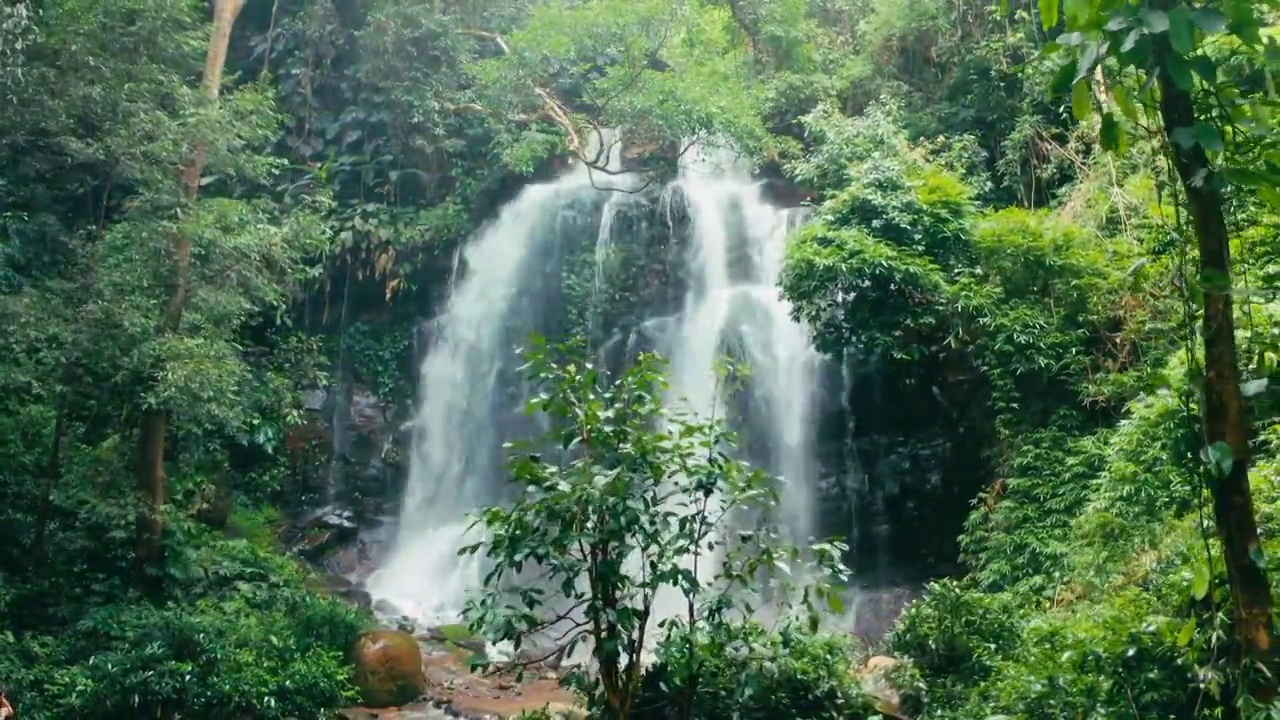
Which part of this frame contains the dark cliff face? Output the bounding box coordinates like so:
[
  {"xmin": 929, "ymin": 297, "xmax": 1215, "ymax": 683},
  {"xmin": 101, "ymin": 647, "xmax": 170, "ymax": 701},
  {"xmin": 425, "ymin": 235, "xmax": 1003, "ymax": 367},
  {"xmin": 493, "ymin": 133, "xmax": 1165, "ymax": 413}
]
[{"xmin": 813, "ymin": 353, "xmax": 991, "ymax": 586}]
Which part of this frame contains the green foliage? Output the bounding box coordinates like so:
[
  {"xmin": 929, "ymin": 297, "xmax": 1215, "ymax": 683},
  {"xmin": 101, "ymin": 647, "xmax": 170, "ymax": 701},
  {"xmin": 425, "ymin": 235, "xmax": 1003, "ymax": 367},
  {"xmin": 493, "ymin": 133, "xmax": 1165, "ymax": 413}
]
[
  {"xmin": 961, "ymin": 592, "xmax": 1201, "ymax": 720},
  {"xmin": 784, "ymin": 112, "xmax": 1163, "ymax": 442},
  {"xmin": 887, "ymin": 579, "xmax": 1024, "ymax": 707},
  {"xmin": 345, "ymin": 320, "xmax": 415, "ymax": 404},
  {"xmin": 634, "ymin": 619, "xmax": 878, "ymax": 720},
  {"xmin": 959, "ymin": 428, "xmax": 1108, "ymax": 596},
  {"xmin": 0, "ymin": 530, "xmax": 368, "ymax": 720},
  {"xmin": 783, "ymin": 224, "xmax": 950, "ymax": 359},
  {"xmin": 469, "ymin": 0, "xmax": 782, "ymax": 165},
  {"xmin": 0, "ymin": 3, "xmax": 367, "ymax": 718},
  {"xmin": 462, "ymin": 337, "xmax": 847, "ymax": 719},
  {"xmin": 1040, "ymin": 0, "xmax": 1279, "ymax": 184}
]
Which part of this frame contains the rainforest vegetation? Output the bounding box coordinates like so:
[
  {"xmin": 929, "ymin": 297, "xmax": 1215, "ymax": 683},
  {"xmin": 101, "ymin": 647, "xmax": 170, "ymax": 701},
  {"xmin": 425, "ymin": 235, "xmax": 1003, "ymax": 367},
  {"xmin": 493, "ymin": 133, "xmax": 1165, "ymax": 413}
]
[{"xmin": 4, "ymin": 0, "xmax": 1280, "ymax": 717}]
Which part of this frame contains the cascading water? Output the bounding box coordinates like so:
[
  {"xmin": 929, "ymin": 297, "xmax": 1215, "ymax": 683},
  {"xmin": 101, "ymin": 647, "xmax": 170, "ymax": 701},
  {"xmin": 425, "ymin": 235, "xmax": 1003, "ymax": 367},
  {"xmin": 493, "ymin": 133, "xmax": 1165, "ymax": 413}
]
[
  {"xmin": 370, "ymin": 138, "xmax": 830, "ymax": 633},
  {"xmin": 366, "ymin": 162, "xmax": 606, "ymax": 624},
  {"xmin": 649, "ymin": 146, "xmax": 823, "ymax": 622}
]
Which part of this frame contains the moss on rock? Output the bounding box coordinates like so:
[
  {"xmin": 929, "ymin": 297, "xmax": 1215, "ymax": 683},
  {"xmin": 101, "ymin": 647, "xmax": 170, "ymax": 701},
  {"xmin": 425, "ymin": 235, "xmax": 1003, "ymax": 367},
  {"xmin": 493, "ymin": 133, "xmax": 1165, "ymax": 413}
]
[{"xmin": 351, "ymin": 629, "xmax": 427, "ymax": 708}]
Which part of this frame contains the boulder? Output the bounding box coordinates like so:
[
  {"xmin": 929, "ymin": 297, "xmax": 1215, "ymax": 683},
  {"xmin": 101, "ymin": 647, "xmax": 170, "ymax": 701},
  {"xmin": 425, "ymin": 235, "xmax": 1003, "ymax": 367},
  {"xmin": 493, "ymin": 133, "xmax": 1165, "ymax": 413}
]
[
  {"xmin": 352, "ymin": 629, "xmax": 428, "ymax": 708},
  {"xmin": 417, "ymin": 624, "xmax": 487, "ymax": 655},
  {"xmin": 289, "ymin": 505, "xmax": 359, "ymax": 560},
  {"xmin": 308, "ymin": 573, "xmax": 372, "ymax": 612},
  {"xmin": 856, "ymin": 655, "xmax": 914, "ymax": 720},
  {"xmin": 851, "ymin": 586, "xmax": 920, "ymax": 643}
]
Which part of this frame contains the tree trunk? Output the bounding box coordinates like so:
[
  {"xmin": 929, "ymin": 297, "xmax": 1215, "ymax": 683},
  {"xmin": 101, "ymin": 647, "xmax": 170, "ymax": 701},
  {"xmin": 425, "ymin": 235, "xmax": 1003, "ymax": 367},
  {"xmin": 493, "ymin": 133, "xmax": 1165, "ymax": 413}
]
[
  {"xmin": 1154, "ymin": 33, "xmax": 1275, "ymax": 692},
  {"xmin": 133, "ymin": 0, "xmax": 248, "ymax": 596}
]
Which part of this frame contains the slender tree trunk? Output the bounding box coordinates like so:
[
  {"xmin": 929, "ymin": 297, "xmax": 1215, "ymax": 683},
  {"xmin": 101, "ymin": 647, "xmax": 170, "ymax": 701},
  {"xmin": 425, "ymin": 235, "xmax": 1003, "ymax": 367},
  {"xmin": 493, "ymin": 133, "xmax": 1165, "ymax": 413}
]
[
  {"xmin": 133, "ymin": 0, "xmax": 247, "ymax": 595},
  {"xmin": 1154, "ymin": 31, "xmax": 1275, "ymax": 693}
]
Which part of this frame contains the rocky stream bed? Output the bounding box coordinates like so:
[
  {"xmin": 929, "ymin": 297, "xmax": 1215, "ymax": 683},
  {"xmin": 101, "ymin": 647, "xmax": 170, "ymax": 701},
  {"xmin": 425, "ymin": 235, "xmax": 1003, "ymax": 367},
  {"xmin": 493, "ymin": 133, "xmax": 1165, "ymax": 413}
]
[{"xmin": 288, "ymin": 507, "xmax": 919, "ymax": 719}]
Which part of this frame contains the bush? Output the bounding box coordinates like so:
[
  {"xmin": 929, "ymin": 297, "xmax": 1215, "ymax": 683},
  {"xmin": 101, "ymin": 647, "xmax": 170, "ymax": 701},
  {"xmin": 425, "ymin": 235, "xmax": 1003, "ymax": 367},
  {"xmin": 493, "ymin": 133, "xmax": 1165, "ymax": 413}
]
[
  {"xmin": 633, "ymin": 619, "xmax": 878, "ymax": 720},
  {"xmin": 886, "ymin": 579, "xmax": 1023, "ymax": 708},
  {"xmin": 962, "ymin": 592, "xmax": 1200, "ymax": 720},
  {"xmin": 0, "ymin": 533, "xmax": 369, "ymax": 720},
  {"xmin": 463, "ymin": 338, "xmax": 848, "ymax": 720}
]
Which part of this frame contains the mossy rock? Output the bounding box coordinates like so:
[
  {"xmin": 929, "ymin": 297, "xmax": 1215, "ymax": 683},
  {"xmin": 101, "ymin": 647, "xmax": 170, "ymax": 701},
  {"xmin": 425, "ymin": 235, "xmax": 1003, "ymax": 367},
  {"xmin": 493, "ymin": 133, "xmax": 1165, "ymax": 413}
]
[
  {"xmin": 351, "ymin": 629, "xmax": 427, "ymax": 707},
  {"xmin": 433, "ymin": 623, "xmax": 475, "ymax": 643}
]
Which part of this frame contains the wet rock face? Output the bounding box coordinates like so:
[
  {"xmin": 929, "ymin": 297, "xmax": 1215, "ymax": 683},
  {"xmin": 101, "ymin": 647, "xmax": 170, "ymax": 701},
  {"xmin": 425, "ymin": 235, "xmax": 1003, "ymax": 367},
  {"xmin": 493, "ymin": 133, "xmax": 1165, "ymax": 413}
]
[
  {"xmin": 319, "ymin": 515, "xmax": 394, "ymax": 582},
  {"xmin": 288, "ymin": 505, "xmax": 359, "ymax": 560},
  {"xmin": 812, "ymin": 354, "xmax": 990, "ymax": 586},
  {"xmin": 307, "ymin": 573, "xmax": 373, "ymax": 612},
  {"xmin": 285, "ymin": 379, "xmax": 406, "ymax": 510},
  {"xmin": 850, "ymin": 586, "xmax": 920, "ymax": 644},
  {"xmin": 352, "ymin": 629, "xmax": 428, "ymax": 708}
]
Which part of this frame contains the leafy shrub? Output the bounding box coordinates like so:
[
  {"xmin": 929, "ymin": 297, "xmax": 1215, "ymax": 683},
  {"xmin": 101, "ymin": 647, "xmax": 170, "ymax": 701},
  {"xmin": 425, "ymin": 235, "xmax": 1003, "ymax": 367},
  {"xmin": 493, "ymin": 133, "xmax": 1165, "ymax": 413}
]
[
  {"xmin": 0, "ymin": 532, "xmax": 369, "ymax": 720},
  {"xmin": 1067, "ymin": 390, "xmax": 1199, "ymax": 591},
  {"xmin": 820, "ymin": 163, "xmax": 974, "ymax": 269},
  {"xmin": 633, "ymin": 619, "xmax": 877, "ymax": 720},
  {"xmin": 782, "ymin": 224, "xmax": 951, "ymax": 358},
  {"xmin": 886, "ymin": 579, "xmax": 1023, "ymax": 707},
  {"xmin": 961, "ymin": 592, "xmax": 1201, "ymax": 720},
  {"xmin": 463, "ymin": 338, "xmax": 848, "ymax": 720},
  {"xmin": 960, "ymin": 428, "xmax": 1107, "ymax": 596}
]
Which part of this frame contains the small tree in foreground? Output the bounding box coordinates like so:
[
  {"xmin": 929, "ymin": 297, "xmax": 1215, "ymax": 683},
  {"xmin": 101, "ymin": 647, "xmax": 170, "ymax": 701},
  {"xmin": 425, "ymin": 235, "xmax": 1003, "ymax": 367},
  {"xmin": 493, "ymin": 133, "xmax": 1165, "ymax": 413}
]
[{"xmin": 460, "ymin": 337, "xmax": 848, "ymax": 720}]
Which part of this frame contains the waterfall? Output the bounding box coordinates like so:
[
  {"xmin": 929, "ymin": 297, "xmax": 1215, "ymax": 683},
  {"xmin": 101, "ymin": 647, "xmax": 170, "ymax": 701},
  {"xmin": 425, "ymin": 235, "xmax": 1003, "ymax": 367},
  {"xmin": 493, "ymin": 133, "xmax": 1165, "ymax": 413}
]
[
  {"xmin": 366, "ymin": 163, "xmax": 603, "ymax": 624},
  {"xmin": 653, "ymin": 146, "xmax": 822, "ymax": 620},
  {"xmin": 370, "ymin": 139, "xmax": 827, "ymax": 632},
  {"xmin": 670, "ymin": 145, "xmax": 819, "ymax": 542}
]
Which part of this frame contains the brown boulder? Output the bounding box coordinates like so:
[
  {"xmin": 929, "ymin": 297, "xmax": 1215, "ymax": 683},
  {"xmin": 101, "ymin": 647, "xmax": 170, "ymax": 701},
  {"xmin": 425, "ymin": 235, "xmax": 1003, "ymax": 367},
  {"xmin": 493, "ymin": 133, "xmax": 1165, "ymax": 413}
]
[
  {"xmin": 352, "ymin": 629, "xmax": 427, "ymax": 708},
  {"xmin": 857, "ymin": 655, "xmax": 910, "ymax": 720}
]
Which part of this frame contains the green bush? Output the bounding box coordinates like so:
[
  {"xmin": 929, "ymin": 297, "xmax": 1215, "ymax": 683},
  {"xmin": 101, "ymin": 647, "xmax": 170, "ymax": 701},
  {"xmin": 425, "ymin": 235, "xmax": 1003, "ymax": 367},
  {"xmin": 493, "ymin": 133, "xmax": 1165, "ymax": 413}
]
[
  {"xmin": 886, "ymin": 579, "xmax": 1023, "ymax": 708},
  {"xmin": 782, "ymin": 223, "xmax": 952, "ymax": 358},
  {"xmin": 0, "ymin": 533, "xmax": 369, "ymax": 720},
  {"xmin": 632, "ymin": 619, "xmax": 878, "ymax": 720},
  {"xmin": 961, "ymin": 592, "xmax": 1200, "ymax": 720}
]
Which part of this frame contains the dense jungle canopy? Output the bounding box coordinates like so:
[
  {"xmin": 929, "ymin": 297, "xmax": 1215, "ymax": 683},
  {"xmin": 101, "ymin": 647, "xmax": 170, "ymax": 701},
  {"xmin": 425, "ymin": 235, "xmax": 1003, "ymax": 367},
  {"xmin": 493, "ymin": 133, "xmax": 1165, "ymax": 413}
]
[{"xmin": 6, "ymin": 0, "xmax": 1280, "ymax": 718}]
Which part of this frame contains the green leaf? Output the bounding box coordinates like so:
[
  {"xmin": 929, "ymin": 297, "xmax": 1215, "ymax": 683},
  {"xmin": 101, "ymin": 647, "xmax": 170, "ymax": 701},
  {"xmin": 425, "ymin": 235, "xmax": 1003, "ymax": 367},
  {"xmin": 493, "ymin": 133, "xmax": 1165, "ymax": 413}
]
[
  {"xmin": 826, "ymin": 591, "xmax": 845, "ymax": 615},
  {"xmin": 1191, "ymin": 563, "xmax": 1210, "ymax": 601},
  {"xmin": 1190, "ymin": 56, "xmax": 1218, "ymax": 85},
  {"xmin": 1112, "ymin": 85, "xmax": 1139, "ymax": 122},
  {"xmin": 1075, "ymin": 41, "xmax": 1104, "ymax": 82},
  {"xmin": 1141, "ymin": 9, "xmax": 1169, "ymax": 34},
  {"xmin": 1166, "ymin": 54, "xmax": 1194, "ymax": 90},
  {"xmin": 1071, "ymin": 79, "xmax": 1093, "ymax": 120},
  {"xmin": 1221, "ymin": 166, "xmax": 1273, "ymax": 187},
  {"xmin": 1171, "ymin": 126, "xmax": 1196, "ymax": 149},
  {"xmin": 1229, "ymin": 17, "xmax": 1263, "ymax": 47},
  {"xmin": 1192, "ymin": 7, "xmax": 1229, "ymax": 34},
  {"xmin": 1051, "ymin": 59, "xmax": 1078, "ymax": 95},
  {"xmin": 1104, "ymin": 13, "xmax": 1131, "ymax": 32},
  {"xmin": 1167, "ymin": 4, "xmax": 1195, "ymax": 55},
  {"xmin": 1200, "ymin": 441, "xmax": 1234, "ymax": 478},
  {"xmin": 1039, "ymin": 0, "xmax": 1060, "ymax": 30},
  {"xmin": 1100, "ymin": 111, "xmax": 1124, "ymax": 152},
  {"xmin": 1120, "ymin": 27, "xmax": 1145, "ymax": 54},
  {"xmin": 1064, "ymin": 0, "xmax": 1090, "ymax": 28},
  {"xmin": 1176, "ymin": 617, "xmax": 1196, "ymax": 646},
  {"xmin": 1058, "ymin": 31, "xmax": 1086, "ymax": 46},
  {"xmin": 1241, "ymin": 378, "xmax": 1269, "ymax": 397},
  {"xmin": 1193, "ymin": 122, "xmax": 1224, "ymax": 153}
]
